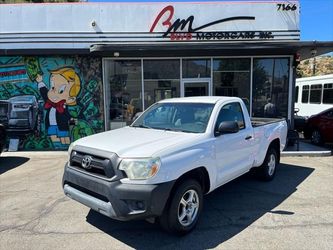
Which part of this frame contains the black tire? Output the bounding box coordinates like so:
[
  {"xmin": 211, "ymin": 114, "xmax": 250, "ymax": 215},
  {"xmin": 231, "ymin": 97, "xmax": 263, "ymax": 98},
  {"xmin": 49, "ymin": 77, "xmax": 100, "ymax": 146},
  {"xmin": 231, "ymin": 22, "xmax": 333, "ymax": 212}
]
[
  {"xmin": 159, "ymin": 179, "xmax": 203, "ymax": 235},
  {"xmin": 256, "ymin": 147, "xmax": 278, "ymax": 181},
  {"xmin": 311, "ymin": 129, "xmax": 323, "ymax": 145}
]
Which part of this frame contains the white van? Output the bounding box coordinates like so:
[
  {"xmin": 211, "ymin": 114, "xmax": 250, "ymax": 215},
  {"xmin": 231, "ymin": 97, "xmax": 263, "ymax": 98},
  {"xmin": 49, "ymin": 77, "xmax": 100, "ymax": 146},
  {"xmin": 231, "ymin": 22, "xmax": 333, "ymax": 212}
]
[{"xmin": 295, "ymin": 74, "xmax": 333, "ymax": 117}]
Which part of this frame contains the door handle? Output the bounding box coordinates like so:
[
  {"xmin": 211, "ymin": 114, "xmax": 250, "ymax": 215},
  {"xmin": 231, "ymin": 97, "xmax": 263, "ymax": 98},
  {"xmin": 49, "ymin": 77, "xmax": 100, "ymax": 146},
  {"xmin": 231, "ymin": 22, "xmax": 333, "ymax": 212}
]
[{"xmin": 245, "ymin": 135, "xmax": 252, "ymax": 140}]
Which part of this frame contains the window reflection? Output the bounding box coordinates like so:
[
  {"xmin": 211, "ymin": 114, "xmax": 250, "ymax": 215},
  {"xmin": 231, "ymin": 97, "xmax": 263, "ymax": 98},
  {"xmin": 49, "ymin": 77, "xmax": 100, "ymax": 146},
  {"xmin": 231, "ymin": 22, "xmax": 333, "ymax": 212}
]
[
  {"xmin": 213, "ymin": 58, "xmax": 251, "ymax": 111},
  {"xmin": 252, "ymin": 58, "xmax": 289, "ymax": 118},
  {"xmin": 182, "ymin": 59, "xmax": 211, "ymax": 78},
  {"xmin": 107, "ymin": 60, "xmax": 142, "ymax": 129},
  {"xmin": 144, "ymin": 60, "xmax": 180, "ymax": 108}
]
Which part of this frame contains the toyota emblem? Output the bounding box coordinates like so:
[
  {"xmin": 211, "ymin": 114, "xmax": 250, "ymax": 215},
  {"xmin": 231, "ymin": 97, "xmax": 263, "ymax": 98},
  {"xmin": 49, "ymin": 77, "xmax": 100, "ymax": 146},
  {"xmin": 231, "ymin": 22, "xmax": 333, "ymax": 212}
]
[{"xmin": 81, "ymin": 155, "xmax": 92, "ymax": 169}]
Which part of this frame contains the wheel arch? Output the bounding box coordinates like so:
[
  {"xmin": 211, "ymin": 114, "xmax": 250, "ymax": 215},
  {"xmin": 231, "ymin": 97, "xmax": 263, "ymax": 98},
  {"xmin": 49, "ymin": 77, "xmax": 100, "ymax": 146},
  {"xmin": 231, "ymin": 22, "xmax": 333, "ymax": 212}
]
[
  {"xmin": 170, "ymin": 166, "xmax": 211, "ymax": 196},
  {"xmin": 269, "ymin": 138, "xmax": 280, "ymax": 163}
]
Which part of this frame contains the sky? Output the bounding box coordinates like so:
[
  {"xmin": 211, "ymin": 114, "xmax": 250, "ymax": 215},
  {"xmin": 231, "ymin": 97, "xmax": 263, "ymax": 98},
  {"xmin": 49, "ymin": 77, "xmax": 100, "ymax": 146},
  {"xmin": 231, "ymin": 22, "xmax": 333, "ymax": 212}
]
[{"xmin": 88, "ymin": 0, "xmax": 333, "ymax": 41}]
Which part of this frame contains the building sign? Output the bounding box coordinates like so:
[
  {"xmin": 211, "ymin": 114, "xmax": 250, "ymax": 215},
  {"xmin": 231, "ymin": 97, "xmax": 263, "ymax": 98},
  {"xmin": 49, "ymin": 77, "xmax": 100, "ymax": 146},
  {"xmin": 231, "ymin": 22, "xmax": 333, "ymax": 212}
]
[
  {"xmin": 0, "ymin": 1, "xmax": 299, "ymax": 50},
  {"xmin": 149, "ymin": 5, "xmax": 276, "ymax": 41}
]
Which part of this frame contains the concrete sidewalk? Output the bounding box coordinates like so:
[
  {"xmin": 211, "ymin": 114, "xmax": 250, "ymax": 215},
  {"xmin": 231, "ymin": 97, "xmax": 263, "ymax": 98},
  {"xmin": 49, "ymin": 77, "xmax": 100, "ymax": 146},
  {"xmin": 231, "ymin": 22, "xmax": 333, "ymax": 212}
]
[
  {"xmin": 282, "ymin": 141, "xmax": 332, "ymax": 157},
  {"xmin": 2, "ymin": 140, "xmax": 332, "ymax": 158}
]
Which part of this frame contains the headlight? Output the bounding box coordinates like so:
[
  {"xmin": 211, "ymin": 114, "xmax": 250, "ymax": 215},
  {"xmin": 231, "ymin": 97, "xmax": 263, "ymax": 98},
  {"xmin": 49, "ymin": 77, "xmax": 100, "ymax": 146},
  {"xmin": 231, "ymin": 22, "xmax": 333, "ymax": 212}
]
[
  {"xmin": 67, "ymin": 143, "xmax": 74, "ymax": 162},
  {"xmin": 118, "ymin": 157, "xmax": 161, "ymax": 180}
]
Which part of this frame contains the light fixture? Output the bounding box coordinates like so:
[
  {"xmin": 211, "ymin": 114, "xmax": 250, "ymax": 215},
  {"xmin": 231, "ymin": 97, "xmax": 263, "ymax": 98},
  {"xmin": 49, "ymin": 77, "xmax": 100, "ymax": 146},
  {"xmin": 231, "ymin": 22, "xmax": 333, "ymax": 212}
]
[{"xmin": 114, "ymin": 52, "xmax": 120, "ymax": 57}]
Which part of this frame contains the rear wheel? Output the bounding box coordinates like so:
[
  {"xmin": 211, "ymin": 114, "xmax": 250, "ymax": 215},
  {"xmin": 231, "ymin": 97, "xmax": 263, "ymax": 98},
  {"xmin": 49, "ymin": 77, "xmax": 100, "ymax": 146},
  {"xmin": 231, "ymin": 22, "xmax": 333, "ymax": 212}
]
[
  {"xmin": 159, "ymin": 179, "xmax": 203, "ymax": 235},
  {"xmin": 311, "ymin": 129, "xmax": 323, "ymax": 145},
  {"xmin": 257, "ymin": 147, "xmax": 278, "ymax": 181}
]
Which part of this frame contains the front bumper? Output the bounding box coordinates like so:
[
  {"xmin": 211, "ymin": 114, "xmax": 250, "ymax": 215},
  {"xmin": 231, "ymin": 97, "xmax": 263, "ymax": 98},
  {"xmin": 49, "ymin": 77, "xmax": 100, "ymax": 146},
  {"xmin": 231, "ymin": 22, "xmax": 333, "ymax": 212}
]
[{"xmin": 63, "ymin": 163, "xmax": 175, "ymax": 221}]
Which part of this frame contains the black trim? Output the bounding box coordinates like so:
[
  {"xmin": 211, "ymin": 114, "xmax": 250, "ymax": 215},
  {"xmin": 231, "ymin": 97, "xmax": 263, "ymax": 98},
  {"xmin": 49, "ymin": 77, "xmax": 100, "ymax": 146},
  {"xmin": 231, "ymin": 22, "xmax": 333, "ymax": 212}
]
[
  {"xmin": 1, "ymin": 41, "xmax": 332, "ymax": 59},
  {"xmin": 62, "ymin": 163, "xmax": 175, "ymax": 221},
  {"xmin": 89, "ymin": 41, "xmax": 333, "ymax": 59}
]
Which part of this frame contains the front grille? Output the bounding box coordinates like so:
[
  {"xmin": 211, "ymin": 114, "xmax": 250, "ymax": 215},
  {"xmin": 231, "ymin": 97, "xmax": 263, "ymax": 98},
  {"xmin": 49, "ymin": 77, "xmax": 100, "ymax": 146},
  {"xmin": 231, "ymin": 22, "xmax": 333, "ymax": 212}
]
[
  {"xmin": 65, "ymin": 182, "xmax": 109, "ymax": 202},
  {"xmin": 70, "ymin": 151, "xmax": 115, "ymax": 179},
  {"xmin": 10, "ymin": 110, "xmax": 31, "ymax": 119}
]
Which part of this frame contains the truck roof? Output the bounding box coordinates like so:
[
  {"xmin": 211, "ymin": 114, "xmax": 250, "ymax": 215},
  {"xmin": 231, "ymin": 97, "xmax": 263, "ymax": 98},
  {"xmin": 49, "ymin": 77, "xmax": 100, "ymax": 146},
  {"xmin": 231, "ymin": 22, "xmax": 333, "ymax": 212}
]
[{"xmin": 158, "ymin": 96, "xmax": 242, "ymax": 104}]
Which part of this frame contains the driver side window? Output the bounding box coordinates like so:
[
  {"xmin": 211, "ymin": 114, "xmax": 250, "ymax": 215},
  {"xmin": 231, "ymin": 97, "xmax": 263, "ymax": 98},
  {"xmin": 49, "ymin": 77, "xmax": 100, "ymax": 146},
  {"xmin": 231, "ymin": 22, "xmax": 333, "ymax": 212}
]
[{"xmin": 215, "ymin": 102, "xmax": 245, "ymax": 131}]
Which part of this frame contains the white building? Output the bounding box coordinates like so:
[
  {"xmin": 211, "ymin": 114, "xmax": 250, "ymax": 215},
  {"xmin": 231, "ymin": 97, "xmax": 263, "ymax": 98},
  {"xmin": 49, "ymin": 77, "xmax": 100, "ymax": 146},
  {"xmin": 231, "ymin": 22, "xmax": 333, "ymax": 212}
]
[{"xmin": 0, "ymin": 1, "xmax": 332, "ymax": 150}]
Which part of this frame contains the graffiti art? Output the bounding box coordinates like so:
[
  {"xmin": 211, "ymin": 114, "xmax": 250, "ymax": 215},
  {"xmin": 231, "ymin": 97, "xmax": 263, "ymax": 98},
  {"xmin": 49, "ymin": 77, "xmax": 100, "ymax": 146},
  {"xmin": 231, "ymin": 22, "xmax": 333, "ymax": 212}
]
[{"xmin": 0, "ymin": 56, "xmax": 104, "ymax": 150}]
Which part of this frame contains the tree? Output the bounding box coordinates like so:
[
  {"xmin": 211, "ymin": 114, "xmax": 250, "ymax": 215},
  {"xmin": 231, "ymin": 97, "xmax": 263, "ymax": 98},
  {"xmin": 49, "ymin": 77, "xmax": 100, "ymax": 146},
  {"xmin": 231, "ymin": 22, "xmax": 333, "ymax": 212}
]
[{"xmin": 297, "ymin": 55, "xmax": 333, "ymax": 78}]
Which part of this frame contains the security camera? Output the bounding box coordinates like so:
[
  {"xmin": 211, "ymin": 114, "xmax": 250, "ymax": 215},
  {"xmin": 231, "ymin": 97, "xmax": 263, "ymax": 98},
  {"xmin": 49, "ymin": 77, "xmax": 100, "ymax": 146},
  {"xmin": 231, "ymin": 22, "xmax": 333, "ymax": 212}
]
[{"xmin": 91, "ymin": 21, "xmax": 97, "ymax": 27}]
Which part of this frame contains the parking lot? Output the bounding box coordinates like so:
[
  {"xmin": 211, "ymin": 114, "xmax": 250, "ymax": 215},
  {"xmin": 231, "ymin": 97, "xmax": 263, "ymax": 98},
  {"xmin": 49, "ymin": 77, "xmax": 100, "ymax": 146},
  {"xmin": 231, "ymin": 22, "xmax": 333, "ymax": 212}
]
[{"xmin": 0, "ymin": 152, "xmax": 332, "ymax": 250}]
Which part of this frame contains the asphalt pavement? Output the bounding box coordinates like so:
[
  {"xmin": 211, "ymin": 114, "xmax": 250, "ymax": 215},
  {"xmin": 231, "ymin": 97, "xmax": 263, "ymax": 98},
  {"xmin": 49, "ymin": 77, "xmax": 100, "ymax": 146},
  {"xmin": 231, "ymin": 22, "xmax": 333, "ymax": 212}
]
[{"xmin": 0, "ymin": 152, "xmax": 332, "ymax": 250}]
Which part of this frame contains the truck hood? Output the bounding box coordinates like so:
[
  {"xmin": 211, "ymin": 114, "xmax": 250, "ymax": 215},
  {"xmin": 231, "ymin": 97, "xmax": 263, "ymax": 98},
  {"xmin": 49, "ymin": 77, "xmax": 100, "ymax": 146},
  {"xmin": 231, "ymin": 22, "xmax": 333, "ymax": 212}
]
[{"xmin": 73, "ymin": 126, "xmax": 202, "ymax": 158}]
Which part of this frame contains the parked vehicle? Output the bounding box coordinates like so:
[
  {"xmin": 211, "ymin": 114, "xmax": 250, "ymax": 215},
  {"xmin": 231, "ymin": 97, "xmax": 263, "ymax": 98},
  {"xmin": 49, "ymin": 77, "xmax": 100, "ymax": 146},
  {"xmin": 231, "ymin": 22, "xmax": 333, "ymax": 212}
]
[
  {"xmin": 304, "ymin": 108, "xmax": 333, "ymax": 145},
  {"xmin": 0, "ymin": 123, "xmax": 6, "ymax": 155},
  {"xmin": 295, "ymin": 74, "xmax": 333, "ymax": 117},
  {"xmin": 294, "ymin": 108, "xmax": 308, "ymax": 132},
  {"xmin": 63, "ymin": 97, "xmax": 287, "ymax": 235},
  {"xmin": 1, "ymin": 95, "xmax": 39, "ymax": 132}
]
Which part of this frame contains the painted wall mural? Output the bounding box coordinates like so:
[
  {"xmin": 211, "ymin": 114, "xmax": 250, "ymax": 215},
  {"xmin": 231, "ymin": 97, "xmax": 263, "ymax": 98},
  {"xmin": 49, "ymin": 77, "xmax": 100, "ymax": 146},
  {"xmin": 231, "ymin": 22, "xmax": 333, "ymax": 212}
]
[{"xmin": 0, "ymin": 56, "xmax": 104, "ymax": 150}]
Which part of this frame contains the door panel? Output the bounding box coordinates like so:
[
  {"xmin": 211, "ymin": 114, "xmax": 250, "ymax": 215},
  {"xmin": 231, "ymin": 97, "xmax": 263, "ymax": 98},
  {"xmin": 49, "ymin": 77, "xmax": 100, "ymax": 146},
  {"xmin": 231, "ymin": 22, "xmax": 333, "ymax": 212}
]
[
  {"xmin": 215, "ymin": 128, "xmax": 254, "ymax": 185},
  {"xmin": 214, "ymin": 102, "xmax": 254, "ymax": 185}
]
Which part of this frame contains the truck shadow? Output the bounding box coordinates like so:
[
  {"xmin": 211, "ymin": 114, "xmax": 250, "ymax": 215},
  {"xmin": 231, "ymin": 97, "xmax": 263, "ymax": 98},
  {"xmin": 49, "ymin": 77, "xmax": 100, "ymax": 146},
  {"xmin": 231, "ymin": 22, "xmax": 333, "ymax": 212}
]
[
  {"xmin": 0, "ymin": 156, "xmax": 30, "ymax": 175},
  {"xmin": 86, "ymin": 163, "xmax": 314, "ymax": 249}
]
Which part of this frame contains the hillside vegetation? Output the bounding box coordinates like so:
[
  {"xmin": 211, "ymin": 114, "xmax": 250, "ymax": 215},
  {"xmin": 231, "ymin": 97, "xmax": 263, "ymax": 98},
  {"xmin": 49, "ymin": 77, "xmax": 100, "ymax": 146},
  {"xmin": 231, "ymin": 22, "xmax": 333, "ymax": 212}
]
[{"xmin": 297, "ymin": 55, "xmax": 333, "ymax": 78}]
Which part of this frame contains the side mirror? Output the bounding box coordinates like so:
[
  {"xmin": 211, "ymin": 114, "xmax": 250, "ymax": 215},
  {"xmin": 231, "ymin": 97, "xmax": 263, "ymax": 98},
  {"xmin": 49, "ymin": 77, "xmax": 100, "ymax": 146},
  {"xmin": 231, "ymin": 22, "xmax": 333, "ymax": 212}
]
[
  {"xmin": 216, "ymin": 121, "xmax": 239, "ymax": 136},
  {"xmin": 294, "ymin": 108, "xmax": 300, "ymax": 114}
]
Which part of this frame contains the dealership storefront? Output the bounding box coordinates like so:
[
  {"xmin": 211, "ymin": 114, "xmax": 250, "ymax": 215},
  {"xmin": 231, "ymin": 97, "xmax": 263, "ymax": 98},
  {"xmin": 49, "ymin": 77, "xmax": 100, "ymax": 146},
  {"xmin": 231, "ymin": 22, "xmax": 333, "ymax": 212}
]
[
  {"xmin": 103, "ymin": 56, "xmax": 291, "ymax": 130},
  {"xmin": 1, "ymin": 1, "xmax": 332, "ymax": 150}
]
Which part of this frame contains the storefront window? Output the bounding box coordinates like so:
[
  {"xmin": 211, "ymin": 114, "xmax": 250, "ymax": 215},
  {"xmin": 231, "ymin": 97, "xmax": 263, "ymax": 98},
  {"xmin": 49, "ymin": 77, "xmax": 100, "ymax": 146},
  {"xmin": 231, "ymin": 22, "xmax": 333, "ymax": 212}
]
[
  {"xmin": 143, "ymin": 60, "xmax": 180, "ymax": 108},
  {"xmin": 182, "ymin": 59, "xmax": 211, "ymax": 78},
  {"xmin": 106, "ymin": 60, "xmax": 142, "ymax": 129},
  {"xmin": 213, "ymin": 58, "xmax": 251, "ymax": 111},
  {"xmin": 252, "ymin": 58, "xmax": 290, "ymax": 118}
]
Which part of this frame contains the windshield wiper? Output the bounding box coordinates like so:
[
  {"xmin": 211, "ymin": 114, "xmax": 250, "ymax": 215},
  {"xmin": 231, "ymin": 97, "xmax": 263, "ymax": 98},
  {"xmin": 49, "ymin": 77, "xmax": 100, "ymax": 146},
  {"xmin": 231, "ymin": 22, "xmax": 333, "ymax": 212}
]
[
  {"xmin": 163, "ymin": 128, "xmax": 195, "ymax": 133},
  {"xmin": 131, "ymin": 124, "xmax": 152, "ymax": 129}
]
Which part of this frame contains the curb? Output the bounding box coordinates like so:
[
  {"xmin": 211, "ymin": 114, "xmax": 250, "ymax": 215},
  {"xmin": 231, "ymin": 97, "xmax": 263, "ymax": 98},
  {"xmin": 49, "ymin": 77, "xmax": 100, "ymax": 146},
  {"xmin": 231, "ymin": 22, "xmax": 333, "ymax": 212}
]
[
  {"xmin": 281, "ymin": 151, "xmax": 332, "ymax": 157},
  {"xmin": 1, "ymin": 151, "xmax": 68, "ymax": 157}
]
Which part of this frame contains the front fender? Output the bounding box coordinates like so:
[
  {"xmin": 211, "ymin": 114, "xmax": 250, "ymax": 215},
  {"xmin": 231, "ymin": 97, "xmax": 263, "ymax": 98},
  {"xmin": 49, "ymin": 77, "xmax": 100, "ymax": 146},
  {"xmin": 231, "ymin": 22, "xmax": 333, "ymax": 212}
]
[{"xmin": 120, "ymin": 141, "xmax": 216, "ymax": 188}]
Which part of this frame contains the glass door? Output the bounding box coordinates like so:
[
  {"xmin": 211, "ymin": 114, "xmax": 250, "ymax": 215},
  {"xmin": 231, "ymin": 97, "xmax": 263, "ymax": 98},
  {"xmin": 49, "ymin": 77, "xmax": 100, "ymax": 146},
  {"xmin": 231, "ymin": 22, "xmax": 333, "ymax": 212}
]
[{"xmin": 182, "ymin": 79, "xmax": 211, "ymax": 97}]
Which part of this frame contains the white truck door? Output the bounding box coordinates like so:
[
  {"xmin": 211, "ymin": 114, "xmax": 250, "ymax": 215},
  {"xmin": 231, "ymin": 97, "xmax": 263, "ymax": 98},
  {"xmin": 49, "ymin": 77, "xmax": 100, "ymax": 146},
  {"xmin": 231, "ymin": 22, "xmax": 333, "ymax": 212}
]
[{"xmin": 214, "ymin": 102, "xmax": 254, "ymax": 185}]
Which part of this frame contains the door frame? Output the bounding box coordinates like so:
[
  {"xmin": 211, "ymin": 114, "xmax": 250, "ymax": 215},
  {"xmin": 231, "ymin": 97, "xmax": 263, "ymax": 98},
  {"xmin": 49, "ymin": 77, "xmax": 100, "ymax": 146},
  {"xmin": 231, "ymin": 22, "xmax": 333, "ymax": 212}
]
[{"xmin": 181, "ymin": 78, "xmax": 212, "ymax": 97}]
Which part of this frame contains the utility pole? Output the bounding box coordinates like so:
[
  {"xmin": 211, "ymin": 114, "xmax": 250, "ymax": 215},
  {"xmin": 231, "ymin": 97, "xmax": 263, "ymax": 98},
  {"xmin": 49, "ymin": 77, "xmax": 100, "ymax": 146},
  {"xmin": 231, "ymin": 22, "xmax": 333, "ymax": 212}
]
[
  {"xmin": 311, "ymin": 49, "xmax": 317, "ymax": 76},
  {"xmin": 312, "ymin": 57, "xmax": 316, "ymax": 76}
]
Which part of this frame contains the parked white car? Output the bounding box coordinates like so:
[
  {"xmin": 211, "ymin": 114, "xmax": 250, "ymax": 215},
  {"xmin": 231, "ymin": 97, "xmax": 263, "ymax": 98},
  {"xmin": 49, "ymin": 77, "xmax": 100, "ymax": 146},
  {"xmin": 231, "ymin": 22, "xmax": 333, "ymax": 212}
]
[{"xmin": 63, "ymin": 96, "xmax": 287, "ymax": 235}]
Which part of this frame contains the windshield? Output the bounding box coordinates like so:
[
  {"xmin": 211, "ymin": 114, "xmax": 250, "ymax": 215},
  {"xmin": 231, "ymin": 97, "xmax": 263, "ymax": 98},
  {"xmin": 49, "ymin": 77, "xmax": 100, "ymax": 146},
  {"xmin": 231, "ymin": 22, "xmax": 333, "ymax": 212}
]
[{"xmin": 131, "ymin": 102, "xmax": 214, "ymax": 133}]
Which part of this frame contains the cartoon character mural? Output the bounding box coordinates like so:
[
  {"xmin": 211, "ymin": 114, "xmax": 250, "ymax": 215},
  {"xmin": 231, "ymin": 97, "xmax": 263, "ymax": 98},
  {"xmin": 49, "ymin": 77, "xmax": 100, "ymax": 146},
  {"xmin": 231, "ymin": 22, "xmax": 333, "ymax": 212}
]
[
  {"xmin": 36, "ymin": 68, "xmax": 81, "ymax": 146},
  {"xmin": 0, "ymin": 56, "xmax": 104, "ymax": 150}
]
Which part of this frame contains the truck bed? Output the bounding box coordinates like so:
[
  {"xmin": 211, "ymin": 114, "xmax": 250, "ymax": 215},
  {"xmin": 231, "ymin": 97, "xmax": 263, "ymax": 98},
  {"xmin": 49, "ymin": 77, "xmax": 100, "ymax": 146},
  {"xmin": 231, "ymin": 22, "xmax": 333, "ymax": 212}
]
[{"xmin": 251, "ymin": 117, "xmax": 286, "ymax": 127}]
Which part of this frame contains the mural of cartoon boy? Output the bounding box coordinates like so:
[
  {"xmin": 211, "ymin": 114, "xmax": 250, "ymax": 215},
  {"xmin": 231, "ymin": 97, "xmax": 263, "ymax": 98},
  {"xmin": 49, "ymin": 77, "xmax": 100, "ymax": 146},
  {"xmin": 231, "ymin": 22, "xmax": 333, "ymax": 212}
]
[{"xmin": 36, "ymin": 67, "xmax": 81, "ymax": 146}]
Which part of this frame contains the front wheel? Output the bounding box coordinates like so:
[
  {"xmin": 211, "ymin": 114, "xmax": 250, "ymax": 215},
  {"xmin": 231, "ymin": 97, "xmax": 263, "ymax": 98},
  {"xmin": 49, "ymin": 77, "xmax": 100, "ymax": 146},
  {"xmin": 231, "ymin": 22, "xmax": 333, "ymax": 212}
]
[
  {"xmin": 159, "ymin": 179, "xmax": 203, "ymax": 235},
  {"xmin": 257, "ymin": 147, "xmax": 278, "ymax": 181}
]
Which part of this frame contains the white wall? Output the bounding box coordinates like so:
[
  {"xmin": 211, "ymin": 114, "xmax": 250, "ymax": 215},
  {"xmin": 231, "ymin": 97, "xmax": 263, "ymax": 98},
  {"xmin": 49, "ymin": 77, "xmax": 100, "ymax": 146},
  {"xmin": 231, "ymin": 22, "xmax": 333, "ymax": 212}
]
[{"xmin": 0, "ymin": 1, "xmax": 300, "ymax": 50}]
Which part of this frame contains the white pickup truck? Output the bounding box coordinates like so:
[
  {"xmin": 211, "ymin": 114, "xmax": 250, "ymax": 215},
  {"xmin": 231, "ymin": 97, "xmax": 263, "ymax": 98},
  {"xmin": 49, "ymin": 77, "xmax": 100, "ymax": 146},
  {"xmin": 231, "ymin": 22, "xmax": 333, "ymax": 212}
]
[{"xmin": 63, "ymin": 96, "xmax": 287, "ymax": 235}]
